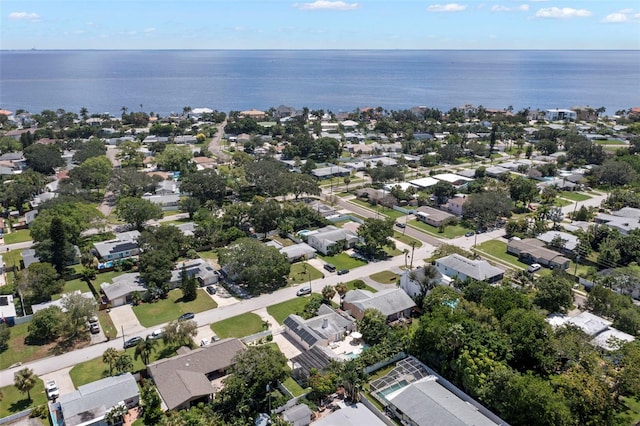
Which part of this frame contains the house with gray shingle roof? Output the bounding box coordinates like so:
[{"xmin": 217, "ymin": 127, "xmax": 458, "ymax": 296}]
[
  {"xmin": 92, "ymin": 231, "xmax": 140, "ymax": 261},
  {"xmin": 342, "ymin": 288, "xmax": 416, "ymax": 321},
  {"xmin": 284, "ymin": 305, "xmax": 355, "ymax": 350},
  {"xmin": 307, "ymin": 225, "xmax": 359, "ymax": 255},
  {"xmin": 435, "ymin": 254, "xmax": 504, "ymax": 284}
]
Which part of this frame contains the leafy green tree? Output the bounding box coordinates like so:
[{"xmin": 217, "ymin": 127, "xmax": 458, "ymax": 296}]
[
  {"xmin": 73, "ymin": 138, "xmax": 106, "ymax": 163},
  {"xmin": 613, "ymin": 308, "xmax": 640, "ymax": 336},
  {"xmin": 141, "ymin": 382, "xmax": 164, "ymax": 425},
  {"xmin": 357, "ymin": 308, "xmax": 389, "ymax": 345},
  {"xmin": 69, "ymin": 156, "xmax": 112, "ymax": 193},
  {"xmin": 116, "ymin": 141, "xmax": 144, "ymax": 168},
  {"xmin": 109, "ymin": 168, "xmax": 162, "ymax": 198},
  {"xmin": 179, "ymin": 264, "xmax": 198, "ymax": 302},
  {"xmin": 30, "ymin": 201, "xmax": 104, "ymax": 245},
  {"xmin": 592, "ymin": 159, "xmax": 637, "ymax": 186},
  {"xmin": 102, "ymin": 347, "xmax": 120, "ymax": 376},
  {"xmin": 301, "ymin": 294, "xmax": 325, "ymax": 319},
  {"xmin": 138, "ymin": 250, "xmax": 173, "ymax": 297},
  {"xmin": 115, "ymin": 197, "xmax": 163, "ymax": 230},
  {"xmin": 612, "ymin": 341, "xmax": 640, "ymax": 399},
  {"xmin": 17, "ymin": 262, "xmax": 64, "ymax": 305},
  {"xmin": 138, "ymin": 225, "xmax": 188, "ymax": 261},
  {"xmin": 321, "ymin": 285, "xmax": 336, "ymax": 302},
  {"xmin": 249, "ymin": 199, "xmax": 281, "ymax": 234},
  {"xmin": 114, "ymin": 353, "xmax": 134, "ymax": 374},
  {"xmin": 156, "ymin": 145, "xmax": 193, "ymax": 172},
  {"xmin": 24, "ymin": 143, "xmax": 65, "ymax": 174},
  {"xmin": 431, "ymin": 180, "xmax": 456, "ymax": 204},
  {"xmin": 218, "ymin": 238, "xmax": 290, "ymax": 294},
  {"xmin": 134, "ymin": 337, "xmax": 157, "ymax": 365},
  {"xmin": 26, "ymin": 306, "xmax": 63, "ymax": 344},
  {"xmin": 509, "ymin": 176, "xmax": 539, "ymax": 206},
  {"xmin": 162, "ymin": 320, "xmax": 197, "ymax": 347},
  {"xmin": 179, "ymin": 197, "xmax": 200, "ymax": 219},
  {"xmin": 60, "ymin": 292, "xmax": 97, "ymax": 341},
  {"xmin": 463, "ymin": 190, "xmax": 512, "ymax": 229},
  {"xmin": 179, "ymin": 169, "xmax": 226, "ymax": 205},
  {"xmin": 0, "ymin": 323, "xmax": 10, "ymax": 352},
  {"xmin": 357, "ymin": 217, "xmax": 395, "ymax": 258},
  {"xmin": 335, "ymin": 282, "xmax": 348, "ymax": 298},
  {"xmin": 14, "ymin": 368, "xmax": 38, "ymax": 401},
  {"xmin": 501, "ymin": 308, "xmax": 554, "ymax": 373},
  {"xmin": 537, "ymin": 139, "xmax": 558, "ymax": 155},
  {"xmin": 533, "ymin": 274, "xmax": 574, "ymax": 314},
  {"xmin": 308, "ymin": 368, "xmax": 339, "ymax": 403},
  {"xmin": 43, "ymin": 216, "xmax": 71, "ymax": 275},
  {"xmin": 289, "ymin": 173, "xmax": 321, "ymax": 200}
]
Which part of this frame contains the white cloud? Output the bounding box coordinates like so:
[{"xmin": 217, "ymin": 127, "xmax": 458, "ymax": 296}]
[
  {"xmin": 491, "ymin": 4, "xmax": 529, "ymax": 12},
  {"xmin": 535, "ymin": 7, "xmax": 592, "ymax": 19},
  {"xmin": 293, "ymin": 1, "xmax": 359, "ymax": 10},
  {"xmin": 602, "ymin": 9, "xmax": 639, "ymax": 23},
  {"xmin": 427, "ymin": 3, "xmax": 467, "ymax": 12},
  {"xmin": 8, "ymin": 11, "xmax": 41, "ymax": 21},
  {"xmin": 143, "ymin": 27, "xmax": 156, "ymax": 33}
]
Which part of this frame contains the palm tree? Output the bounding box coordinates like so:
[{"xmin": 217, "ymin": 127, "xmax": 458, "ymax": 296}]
[
  {"xmin": 80, "ymin": 107, "xmax": 89, "ymax": 121},
  {"xmin": 343, "ymin": 176, "xmax": 351, "ymax": 192},
  {"xmin": 103, "ymin": 347, "xmax": 120, "ymax": 376},
  {"xmin": 322, "ymin": 285, "xmax": 336, "ymax": 302},
  {"xmin": 134, "ymin": 337, "xmax": 157, "ymax": 365},
  {"xmin": 105, "ymin": 402, "xmax": 128, "ymax": 425},
  {"xmin": 114, "ymin": 353, "xmax": 134, "ymax": 374},
  {"xmin": 335, "ymin": 282, "xmax": 348, "ymax": 299},
  {"xmin": 14, "ymin": 368, "xmax": 37, "ymax": 401}
]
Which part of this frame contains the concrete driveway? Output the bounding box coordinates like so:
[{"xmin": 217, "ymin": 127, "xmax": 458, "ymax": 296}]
[
  {"xmin": 108, "ymin": 304, "xmax": 145, "ymax": 341},
  {"xmin": 40, "ymin": 366, "xmax": 76, "ymax": 396}
]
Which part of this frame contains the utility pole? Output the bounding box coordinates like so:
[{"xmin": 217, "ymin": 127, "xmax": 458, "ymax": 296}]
[
  {"xmin": 410, "ymin": 241, "xmax": 416, "ymax": 270},
  {"xmin": 122, "ymin": 325, "xmax": 125, "ymax": 346}
]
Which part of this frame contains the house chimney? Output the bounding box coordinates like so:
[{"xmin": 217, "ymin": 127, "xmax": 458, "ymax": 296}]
[{"xmin": 322, "ymin": 318, "xmax": 328, "ymax": 329}]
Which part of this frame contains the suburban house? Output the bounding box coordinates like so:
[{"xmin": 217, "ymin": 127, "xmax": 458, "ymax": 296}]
[
  {"xmin": 507, "ymin": 238, "xmax": 570, "ymax": 270},
  {"xmin": 52, "ymin": 373, "xmax": 139, "ymax": 426},
  {"xmin": 545, "ymin": 108, "xmax": 577, "ymax": 121},
  {"xmin": 408, "ymin": 177, "xmax": 439, "ymax": 190},
  {"xmin": 21, "ymin": 248, "xmax": 40, "ymax": 268},
  {"xmin": 92, "ymin": 231, "xmax": 141, "ymax": 262},
  {"xmin": 342, "ymin": 288, "xmax": 416, "ymax": 321},
  {"xmin": 173, "ymin": 221, "xmax": 197, "ymax": 237},
  {"xmin": 0, "ymin": 295, "xmax": 17, "ymax": 325},
  {"xmin": 414, "ymin": 206, "xmax": 456, "ymax": 227},
  {"xmin": 141, "ymin": 193, "xmax": 181, "ymax": 211},
  {"xmin": 31, "ymin": 290, "xmax": 96, "ymax": 314},
  {"xmin": 279, "ymin": 243, "xmax": 317, "ymax": 262},
  {"xmin": 307, "ymin": 225, "xmax": 359, "ymax": 256},
  {"xmin": 169, "ymin": 258, "xmax": 218, "ymax": 288},
  {"xmin": 371, "ymin": 356, "xmax": 505, "ymax": 426},
  {"xmin": 435, "ymin": 254, "xmax": 505, "ymax": 284},
  {"xmin": 444, "ymin": 196, "xmax": 468, "ymax": 216},
  {"xmin": 400, "ymin": 267, "xmax": 450, "ymax": 299},
  {"xmin": 155, "ymin": 180, "xmax": 180, "ymax": 195},
  {"xmin": 596, "ymin": 207, "xmax": 640, "ymax": 236},
  {"xmin": 147, "ymin": 338, "xmax": 247, "ymax": 411},
  {"xmin": 284, "ymin": 305, "xmax": 356, "ymax": 350},
  {"xmin": 282, "ymin": 404, "xmax": 313, "ymax": 426},
  {"xmin": 547, "ymin": 312, "xmax": 635, "ymax": 351},
  {"xmin": 100, "ymin": 273, "xmax": 147, "ymax": 307},
  {"xmin": 432, "ymin": 173, "xmax": 474, "ymax": 188},
  {"xmin": 311, "ymin": 166, "xmax": 351, "ymax": 179},
  {"xmin": 537, "ymin": 230, "xmax": 579, "ymax": 255}
]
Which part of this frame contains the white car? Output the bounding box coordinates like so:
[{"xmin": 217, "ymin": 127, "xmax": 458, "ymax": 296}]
[
  {"xmin": 46, "ymin": 380, "xmax": 60, "ymax": 400},
  {"xmin": 149, "ymin": 328, "xmax": 164, "ymax": 340},
  {"xmin": 200, "ymin": 338, "xmax": 210, "ymax": 347},
  {"xmin": 527, "ymin": 263, "xmax": 542, "ymax": 273}
]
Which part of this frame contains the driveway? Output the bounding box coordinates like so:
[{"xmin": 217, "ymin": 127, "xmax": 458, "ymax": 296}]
[
  {"xmin": 40, "ymin": 366, "xmax": 76, "ymax": 396},
  {"xmin": 108, "ymin": 304, "xmax": 145, "ymax": 341}
]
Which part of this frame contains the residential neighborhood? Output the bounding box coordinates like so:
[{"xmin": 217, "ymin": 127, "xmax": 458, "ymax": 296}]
[{"xmin": 1, "ymin": 103, "xmax": 640, "ymax": 426}]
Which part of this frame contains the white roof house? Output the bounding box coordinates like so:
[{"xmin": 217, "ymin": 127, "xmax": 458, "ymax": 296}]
[
  {"xmin": 435, "ymin": 254, "xmax": 504, "ymax": 284},
  {"xmin": 408, "ymin": 177, "xmax": 439, "ymax": 189},
  {"xmin": 307, "ymin": 225, "xmax": 359, "ymax": 255},
  {"xmin": 547, "ymin": 311, "xmax": 635, "ymax": 351},
  {"xmin": 342, "ymin": 288, "xmax": 416, "ymax": 321}
]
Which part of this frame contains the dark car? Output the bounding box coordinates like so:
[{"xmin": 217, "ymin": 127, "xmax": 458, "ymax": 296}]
[
  {"xmin": 123, "ymin": 336, "xmax": 142, "ymax": 349},
  {"xmin": 179, "ymin": 312, "xmax": 195, "ymax": 321},
  {"xmin": 396, "ymin": 222, "xmax": 406, "ymax": 228},
  {"xmin": 296, "ymin": 287, "xmax": 312, "ymax": 296},
  {"xmin": 206, "ymin": 286, "xmax": 216, "ymax": 295},
  {"xmin": 337, "ymin": 269, "xmax": 349, "ymax": 275}
]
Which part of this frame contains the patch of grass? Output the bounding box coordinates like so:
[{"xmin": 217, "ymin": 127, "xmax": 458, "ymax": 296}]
[
  {"xmin": 3, "ymin": 229, "xmax": 31, "ymax": 244},
  {"xmin": 283, "ymin": 376, "xmax": 308, "ymax": 397},
  {"xmin": 270, "ymin": 236, "xmax": 294, "ymax": 247},
  {"xmin": 392, "ymin": 231, "xmax": 423, "ymax": 248},
  {"xmin": 267, "ymin": 297, "xmax": 311, "ymax": 325},
  {"xmin": 349, "ymin": 198, "xmax": 377, "ymax": 211},
  {"xmin": 162, "ymin": 210, "xmax": 182, "ymax": 218},
  {"xmin": 0, "ymin": 323, "xmax": 57, "ymax": 370},
  {"xmin": 595, "ymin": 139, "xmax": 626, "ymax": 145},
  {"xmin": 318, "ymin": 253, "xmax": 367, "ymax": 270},
  {"xmin": 560, "ymin": 191, "xmax": 591, "ymax": 202},
  {"xmin": 2, "ymin": 249, "xmax": 23, "ymax": 271},
  {"xmin": 408, "ymin": 219, "xmax": 472, "ymax": 239},
  {"xmin": 133, "ymin": 289, "xmax": 217, "ymax": 327},
  {"xmin": 554, "ymin": 198, "xmax": 572, "ymax": 207},
  {"xmin": 288, "ymin": 262, "xmax": 323, "ymax": 285},
  {"xmin": 0, "ymin": 379, "xmax": 46, "ymax": 418},
  {"xmin": 211, "ymin": 312, "xmax": 264, "ymax": 339},
  {"xmin": 370, "ymin": 271, "xmax": 399, "ymax": 284},
  {"xmin": 98, "ymin": 310, "xmax": 117, "ymax": 340},
  {"xmin": 344, "ymin": 280, "xmax": 378, "ymax": 293},
  {"xmin": 616, "ymin": 396, "xmax": 640, "ymax": 426},
  {"xmin": 473, "ymin": 240, "xmax": 528, "ymax": 270},
  {"xmin": 93, "ymin": 270, "xmax": 128, "ymax": 285},
  {"xmin": 336, "ymin": 192, "xmax": 351, "ymax": 198},
  {"xmin": 197, "ymin": 250, "xmax": 218, "ymax": 260},
  {"xmin": 69, "ymin": 341, "xmax": 178, "ymax": 388},
  {"xmin": 62, "ymin": 278, "xmax": 91, "ymax": 294}
]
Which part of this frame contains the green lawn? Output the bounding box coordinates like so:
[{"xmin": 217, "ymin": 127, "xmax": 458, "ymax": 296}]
[
  {"xmin": 393, "ymin": 231, "xmax": 423, "ymax": 248},
  {"xmin": 370, "ymin": 271, "xmax": 399, "ymax": 284},
  {"xmin": 3, "ymin": 229, "xmax": 31, "ymax": 244},
  {"xmin": 267, "ymin": 297, "xmax": 312, "ymax": 325},
  {"xmin": 595, "ymin": 139, "xmax": 626, "ymax": 145},
  {"xmin": 93, "ymin": 270, "xmax": 129, "ymax": 285},
  {"xmin": 0, "ymin": 379, "xmax": 46, "ymax": 418},
  {"xmin": 197, "ymin": 250, "xmax": 218, "ymax": 260},
  {"xmin": 349, "ymin": 198, "xmax": 377, "ymax": 211},
  {"xmin": 348, "ymin": 199, "xmax": 406, "ymax": 220},
  {"xmin": 0, "ymin": 323, "xmax": 58, "ymax": 370},
  {"xmin": 408, "ymin": 219, "xmax": 472, "ymax": 239},
  {"xmin": 69, "ymin": 342, "xmax": 178, "ymax": 388},
  {"xmin": 344, "ymin": 280, "xmax": 378, "ymax": 293},
  {"xmin": 318, "ymin": 253, "xmax": 367, "ymax": 270},
  {"xmin": 554, "ymin": 198, "xmax": 572, "ymax": 207},
  {"xmin": 384, "ymin": 246, "xmax": 403, "ymax": 257},
  {"xmin": 288, "ymin": 262, "xmax": 323, "ymax": 285},
  {"xmin": 616, "ymin": 396, "xmax": 640, "ymax": 426},
  {"xmin": 133, "ymin": 289, "xmax": 217, "ymax": 327},
  {"xmin": 2, "ymin": 249, "xmax": 23, "ymax": 269},
  {"xmin": 270, "ymin": 236, "xmax": 294, "ymax": 247},
  {"xmin": 474, "ymin": 240, "xmax": 528, "ymax": 270},
  {"xmin": 98, "ymin": 310, "xmax": 118, "ymax": 340},
  {"xmin": 560, "ymin": 191, "xmax": 591, "ymax": 202},
  {"xmin": 210, "ymin": 312, "xmax": 264, "ymax": 339},
  {"xmin": 282, "ymin": 376, "xmax": 308, "ymax": 397},
  {"xmin": 62, "ymin": 278, "xmax": 91, "ymax": 294}
]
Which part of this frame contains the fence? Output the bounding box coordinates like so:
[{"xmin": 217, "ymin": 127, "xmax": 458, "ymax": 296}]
[
  {"xmin": 0, "ymin": 408, "xmax": 33, "ymax": 425},
  {"xmin": 241, "ymin": 330, "xmax": 272, "ymax": 346}
]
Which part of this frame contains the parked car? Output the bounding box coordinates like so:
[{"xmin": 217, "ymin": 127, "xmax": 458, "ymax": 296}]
[
  {"xmin": 123, "ymin": 336, "xmax": 142, "ymax": 349},
  {"xmin": 396, "ymin": 222, "xmax": 406, "ymax": 228},
  {"xmin": 200, "ymin": 338, "xmax": 210, "ymax": 347},
  {"xmin": 296, "ymin": 287, "xmax": 312, "ymax": 296},
  {"xmin": 148, "ymin": 328, "xmax": 164, "ymax": 340},
  {"xmin": 337, "ymin": 269, "xmax": 349, "ymax": 275},
  {"xmin": 527, "ymin": 263, "xmax": 542, "ymax": 273},
  {"xmin": 206, "ymin": 286, "xmax": 216, "ymax": 295},
  {"xmin": 323, "ymin": 263, "xmax": 336, "ymax": 273},
  {"xmin": 89, "ymin": 323, "xmax": 100, "ymax": 334},
  {"xmin": 46, "ymin": 380, "xmax": 60, "ymax": 400},
  {"xmin": 465, "ymin": 231, "xmax": 475, "ymax": 237},
  {"xmin": 179, "ymin": 312, "xmax": 195, "ymax": 321}
]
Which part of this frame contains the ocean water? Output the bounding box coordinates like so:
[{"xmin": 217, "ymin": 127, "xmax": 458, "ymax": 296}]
[{"xmin": 0, "ymin": 50, "xmax": 638, "ymax": 116}]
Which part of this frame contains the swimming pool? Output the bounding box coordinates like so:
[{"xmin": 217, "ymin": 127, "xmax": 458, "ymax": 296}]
[{"xmin": 376, "ymin": 380, "xmax": 409, "ymax": 402}]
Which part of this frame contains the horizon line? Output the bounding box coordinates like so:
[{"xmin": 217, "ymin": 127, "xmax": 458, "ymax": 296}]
[{"xmin": 2, "ymin": 48, "xmax": 639, "ymax": 52}]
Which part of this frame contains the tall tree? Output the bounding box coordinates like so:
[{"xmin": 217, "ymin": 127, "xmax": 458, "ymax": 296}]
[
  {"xmin": 103, "ymin": 347, "xmax": 120, "ymax": 376},
  {"xmin": 14, "ymin": 368, "xmax": 37, "ymax": 401},
  {"xmin": 179, "ymin": 264, "xmax": 198, "ymax": 302},
  {"xmin": 49, "ymin": 216, "xmax": 68, "ymax": 275},
  {"xmin": 141, "ymin": 382, "xmax": 164, "ymax": 425},
  {"xmin": 115, "ymin": 197, "xmax": 163, "ymax": 230},
  {"xmin": 24, "ymin": 144, "xmax": 65, "ymax": 174},
  {"xmin": 533, "ymin": 274, "xmax": 574, "ymax": 314},
  {"xmin": 357, "ymin": 217, "xmax": 395, "ymax": 258},
  {"xmin": 357, "ymin": 308, "xmax": 389, "ymax": 345},
  {"xmin": 134, "ymin": 337, "xmax": 157, "ymax": 365},
  {"xmin": 114, "ymin": 353, "xmax": 134, "ymax": 374}
]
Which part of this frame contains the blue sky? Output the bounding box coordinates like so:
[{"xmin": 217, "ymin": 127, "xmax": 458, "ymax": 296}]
[{"xmin": 1, "ymin": 0, "xmax": 639, "ymax": 49}]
